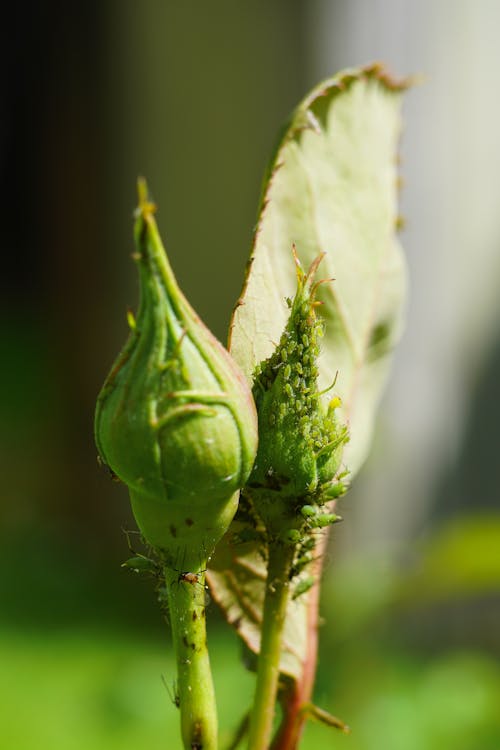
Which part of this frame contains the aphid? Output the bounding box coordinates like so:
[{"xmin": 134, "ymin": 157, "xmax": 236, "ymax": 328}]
[
  {"xmin": 281, "ymin": 529, "xmax": 301, "ymax": 545},
  {"xmin": 162, "ymin": 675, "xmax": 180, "ymax": 708},
  {"xmin": 324, "ymin": 480, "xmax": 347, "ymax": 499},
  {"xmin": 176, "ymin": 568, "xmax": 207, "ymax": 588},
  {"xmin": 121, "ymin": 529, "xmax": 162, "ymax": 576},
  {"xmin": 289, "ymin": 551, "xmax": 314, "ymax": 580},
  {"xmin": 300, "ymin": 537, "xmax": 316, "ymax": 552},
  {"xmin": 300, "ymin": 504, "xmax": 318, "ymax": 519},
  {"xmin": 309, "ymin": 512, "xmax": 341, "ymax": 529},
  {"xmin": 178, "ymin": 571, "xmax": 200, "ymax": 585},
  {"xmin": 122, "ymin": 555, "xmax": 159, "ymax": 574},
  {"xmin": 97, "ymin": 455, "xmax": 121, "ymax": 482},
  {"xmin": 292, "ymin": 575, "xmax": 315, "ymax": 600}
]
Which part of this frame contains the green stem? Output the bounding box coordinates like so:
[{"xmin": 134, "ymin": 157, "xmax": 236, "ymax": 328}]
[
  {"xmin": 270, "ymin": 538, "xmax": 325, "ymax": 750},
  {"xmin": 247, "ymin": 542, "xmax": 296, "ymax": 750},
  {"xmin": 165, "ymin": 565, "xmax": 218, "ymax": 750}
]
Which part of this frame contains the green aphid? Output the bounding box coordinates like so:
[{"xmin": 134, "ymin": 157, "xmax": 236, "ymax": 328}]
[
  {"xmin": 324, "ymin": 481, "xmax": 347, "ymax": 499},
  {"xmin": 290, "ymin": 551, "xmax": 314, "ymax": 579},
  {"xmin": 122, "ymin": 555, "xmax": 159, "ymax": 574},
  {"xmin": 309, "ymin": 513, "xmax": 342, "ymax": 529},
  {"xmin": 281, "ymin": 529, "xmax": 302, "ymax": 545},
  {"xmin": 300, "ymin": 504, "xmax": 318, "ymax": 519},
  {"xmin": 292, "ymin": 575, "xmax": 315, "ymax": 600},
  {"xmin": 300, "ymin": 537, "xmax": 316, "ymax": 553}
]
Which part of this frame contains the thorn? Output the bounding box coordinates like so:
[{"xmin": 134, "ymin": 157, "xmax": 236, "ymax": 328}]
[{"xmin": 301, "ymin": 702, "xmax": 351, "ymax": 734}]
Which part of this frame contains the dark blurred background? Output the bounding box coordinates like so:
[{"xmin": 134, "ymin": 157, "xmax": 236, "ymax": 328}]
[{"xmin": 1, "ymin": 2, "xmax": 499, "ymax": 749}]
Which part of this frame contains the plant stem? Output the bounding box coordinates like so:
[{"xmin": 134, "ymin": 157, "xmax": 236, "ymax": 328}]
[
  {"xmin": 165, "ymin": 565, "xmax": 218, "ymax": 750},
  {"xmin": 247, "ymin": 542, "xmax": 296, "ymax": 750},
  {"xmin": 270, "ymin": 541, "xmax": 324, "ymax": 750}
]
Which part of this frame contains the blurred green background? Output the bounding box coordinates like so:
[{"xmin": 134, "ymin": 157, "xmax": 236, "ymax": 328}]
[{"xmin": 1, "ymin": 2, "xmax": 499, "ymax": 748}]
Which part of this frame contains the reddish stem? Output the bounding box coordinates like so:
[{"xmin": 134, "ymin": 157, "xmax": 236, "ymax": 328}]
[{"xmin": 270, "ymin": 535, "xmax": 327, "ymax": 750}]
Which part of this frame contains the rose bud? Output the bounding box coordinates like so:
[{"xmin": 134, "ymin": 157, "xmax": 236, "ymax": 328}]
[
  {"xmin": 95, "ymin": 179, "xmax": 258, "ymax": 570},
  {"xmin": 246, "ymin": 250, "xmax": 349, "ymax": 538}
]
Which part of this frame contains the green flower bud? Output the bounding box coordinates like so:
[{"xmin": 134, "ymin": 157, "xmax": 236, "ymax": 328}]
[
  {"xmin": 246, "ymin": 251, "xmax": 349, "ymax": 535},
  {"xmin": 95, "ymin": 180, "xmax": 258, "ymax": 568}
]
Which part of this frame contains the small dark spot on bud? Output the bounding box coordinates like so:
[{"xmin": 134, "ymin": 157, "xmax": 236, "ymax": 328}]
[
  {"xmin": 192, "ymin": 610, "xmax": 198, "ymax": 621},
  {"xmin": 182, "ymin": 635, "xmax": 189, "ymax": 648},
  {"xmin": 170, "ymin": 524, "xmax": 177, "ymax": 537},
  {"xmin": 185, "ymin": 518, "xmax": 194, "ymax": 526}
]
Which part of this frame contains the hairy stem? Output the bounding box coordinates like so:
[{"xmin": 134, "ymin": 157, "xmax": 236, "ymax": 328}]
[
  {"xmin": 165, "ymin": 565, "xmax": 218, "ymax": 750},
  {"xmin": 271, "ymin": 531, "xmax": 340, "ymax": 750},
  {"xmin": 270, "ymin": 550, "xmax": 322, "ymax": 750},
  {"xmin": 247, "ymin": 542, "xmax": 296, "ymax": 750}
]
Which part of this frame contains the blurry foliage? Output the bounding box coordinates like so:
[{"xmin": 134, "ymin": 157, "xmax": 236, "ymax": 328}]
[{"xmin": 2, "ymin": 510, "xmax": 500, "ymax": 749}]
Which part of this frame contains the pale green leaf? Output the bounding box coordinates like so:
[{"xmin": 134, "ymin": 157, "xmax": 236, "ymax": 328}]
[
  {"xmin": 230, "ymin": 64, "xmax": 407, "ymax": 476},
  {"xmin": 209, "ymin": 65, "xmax": 408, "ymax": 682},
  {"xmin": 208, "ymin": 529, "xmax": 309, "ymax": 679}
]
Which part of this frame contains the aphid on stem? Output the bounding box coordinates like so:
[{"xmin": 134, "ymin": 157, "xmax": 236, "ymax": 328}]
[
  {"xmin": 121, "ymin": 528, "xmax": 163, "ymax": 577},
  {"xmin": 162, "ymin": 675, "xmax": 180, "ymax": 709}
]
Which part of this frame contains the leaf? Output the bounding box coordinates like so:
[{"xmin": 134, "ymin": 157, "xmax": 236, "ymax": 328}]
[
  {"xmin": 208, "ymin": 64, "xmax": 408, "ymax": 682},
  {"xmin": 208, "ymin": 526, "xmax": 310, "ymax": 679},
  {"xmin": 230, "ymin": 63, "xmax": 407, "ymax": 476}
]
